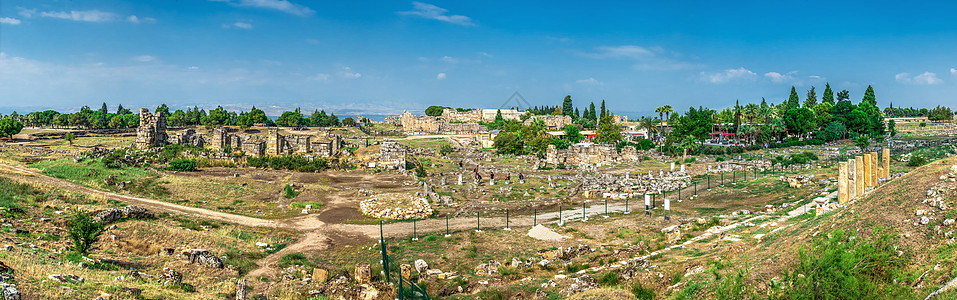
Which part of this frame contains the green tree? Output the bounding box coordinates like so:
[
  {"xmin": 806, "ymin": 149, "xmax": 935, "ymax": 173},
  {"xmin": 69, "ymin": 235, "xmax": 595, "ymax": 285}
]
[
  {"xmin": 98, "ymin": 102, "xmax": 109, "ymax": 114},
  {"xmin": 342, "ymin": 117, "xmax": 356, "ymax": 126},
  {"xmin": 804, "ymin": 86, "xmax": 817, "ymax": 108},
  {"xmin": 822, "ymin": 83, "xmax": 834, "ymax": 104},
  {"xmin": 275, "ymin": 111, "xmax": 303, "ymax": 127},
  {"xmin": 64, "ymin": 132, "xmax": 76, "ymax": 145},
  {"xmin": 679, "ymin": 135, "xmax": 699, "ymax": 161},
  {"xmin": 204, "ymin": 106, "xmax": 229, "ymax": 128},
  {"xmin": 0, "ymin": 118, "xmax": 24, "ymax": 140},
  {"xmin": 824, "ymin": 121, "xmax": 846, "ymax": 141},
  {"xmin": 248, "ymin": 106, "xmax": 270, "ymax": 125},
  {"xmin": 68, "ymin": 211, "xmax": 105, "ymax": 255},
  {"xmin": 493, "ymin": 132, "xmax": 523, "ymax": 156},
  {"xmin": 587, "ymin": 102, "xmax": 597, "ymax": 121},
  {"xmin": 887, "ymin": 119, "xmax": 897, "ymax": 137},
  {"xmin": 847, "ymin": 109, "xmax": 870, "ymax": 134},
  {"xmin": 108, "ymin": 115, "xmax": 126, "ymax": 129},
  {"xmin": 236, "ymin": 113, "xmax": 253, "ymax": 131},
  {"xmin": 837, "ymin": 89, "xmax": 850, "ymax": 101},
  {"xmin": 855, "ymin": 135, "xmax": 870, "ymax": 151},
  {"xmin": 862, "ymin": 85, "xmax": 877, "ymax": 107},
  {"xmin": 813, "ymin": 102, "xmax": 833, "ymax": 129},
  {"xmin": 564, "ymin": 125, "xmax": 583, "ymax": 144},
  {"xmin": 669, "ymin": 106, "xmax": 715, "ymax": 141},
  {"xmin": 425, "ymin": 106, "xmax": 449, "ymax": 116},
  {"xmin": 787, "ymin": 86, "xmax": 801, "ymax": 109},
  {"xmin": 155, "ymin": 104, "xmax": 170, "ymax": 115},
  {"xmin": 561, "ymin": 95, "xmax": 574, "ymax": 117},
  {"xmin": 495, "ymin": 109, "xmax": 504, "ymax": 123},
  {"xmin": 784, "ymin": 107, "xmax": 816, "ymax": 137}
]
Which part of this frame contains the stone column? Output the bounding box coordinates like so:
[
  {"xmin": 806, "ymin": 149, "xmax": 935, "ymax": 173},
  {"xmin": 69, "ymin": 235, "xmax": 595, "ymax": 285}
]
[
  {"xmin": 882, "ymin": 148, "xmax": 891, "ymax": 179},
  {"xmin": 848, "ymin": 159, "xmax": 858, "ymax": 199},
  {"xmin": 838, "ymin": 162, "xmax": 848, "ymax": 204},
  {"xmin": 855, "ymin": 156, "xmax": 865, "ymax": 196},
  {"xmin": 863, "ymin": 153, "xmax": 872, "ymax": 188},
  {"xmin": 870, "ymin": 151, "xmax": 878, "ymax": 186},
  {"xmin": 458, "ymin": 174, "xmax": 462, "ymax": 185},
  {"xmin": 670, "ymin": 162, "xmax": 675, "ymax": 171}
]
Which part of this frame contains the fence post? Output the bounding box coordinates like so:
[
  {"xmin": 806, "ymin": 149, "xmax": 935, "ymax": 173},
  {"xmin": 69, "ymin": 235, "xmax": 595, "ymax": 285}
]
[
  {"xmin": 534, "ymin": 209, "xmax": 537, "ymax": 226},
  {"xmin": 582, "ymin": 201, "xmax": 587, "ymax": 222},
  {"xmin": 476, "ymin": 212, "xmax": 481, "ymax": 232},
  {"xmin": 504, "ymin": 209, "xmax": 511, "ymax": 231},
  {"xmin": 558, "ymin": 205, "xmax": 563, "ymax": 226},
  {"xmin": 445, "ymin": 215, "xmax": 450, "ymax": 237},
  {"xmin": 380, "ymin": 221, "xmax": 390, "ymax": 282},
  {"xmin": 412, "ymin": 220, "xmax": 418, "ymax": 241},
  {"xmin": 625, "ymin": 197, "xmax": 630, "ymax": 214},
  {"xmin": 694, "ymin": 182, "xmax": 697, "ymax": 195},
  {"xmin": 604, "ymin": 199, "xmax": 608, "ymax": 218}
]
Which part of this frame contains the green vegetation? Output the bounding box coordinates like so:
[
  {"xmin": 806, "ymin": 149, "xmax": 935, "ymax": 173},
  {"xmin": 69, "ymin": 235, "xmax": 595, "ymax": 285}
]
[
  {"xmin": 282, "ymin": 184, "xmax": 299, "ymax": 199},
  {"xmin": 779, "ymin": 228, "xmax": 912, "ymax": 299},
  {"xmin": 247, "ymin": 155, "xmax": 330, "ymax": 172},
  {"xmin": 68, "ymin": 211, "xmax": 105, "ymax": 255},
  {"xmin": 167, "ymin": 159, "xmax": 197, "ymax": 172},
  {"xmin": 0, "ymin": 118, "xmax": 24, "ymax": 139}
]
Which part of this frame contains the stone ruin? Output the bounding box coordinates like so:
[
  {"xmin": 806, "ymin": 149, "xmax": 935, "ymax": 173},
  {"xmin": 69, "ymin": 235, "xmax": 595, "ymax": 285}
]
[
  {"xmin": 837, "ymin": 148, "xmax": 890, "ymax": 204},
  {"xmin": 523, "ymin": 115, "xmax": 573, "ymax": 129},
  {"xmin": 399, "ymin": 111, "xmax": 484, "ymax": 134},
  {"xmin": 168, "ymin": 127, "xmax": 345, "ymax": 157},
  {"xmin": 545, "ymin": 144, "xmax": 641, "ymax": 167},
  {"xmin": 377, "ymin": 141, "xmax": 407, "ymax": 170},
  {"xmin": 134, "ymin": 108, "xmax": 168, "ymax": 149}
]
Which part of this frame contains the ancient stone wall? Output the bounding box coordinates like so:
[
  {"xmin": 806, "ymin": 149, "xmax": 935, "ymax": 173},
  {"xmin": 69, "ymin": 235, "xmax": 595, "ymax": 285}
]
[
  {"xmin": 440, "ymin": 108, "xmax": 483, "ymax": 123},
  {"xmin": 524, "ymin": 115, "xmax": 572, "ymax": 129},
  {"xmin": 400, "ymin": 111, "xmax": 441, "ymax": 133},
  {"xmin": 134, "ymin": 108, "xmax": 168, "ymax": 149},
  {"xmin": 546, "ymin": 143, "xmax": 638, "ymax": 166},
  {"xmin": 379, "ymin": 141, "xmax": 406, "ymax": 170}
]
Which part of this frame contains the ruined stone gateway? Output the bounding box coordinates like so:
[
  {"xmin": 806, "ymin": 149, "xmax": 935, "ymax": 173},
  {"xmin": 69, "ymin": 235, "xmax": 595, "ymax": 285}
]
[{"xmin": 134, "ymin": 108, "xmax": 168, "ymax": 149}]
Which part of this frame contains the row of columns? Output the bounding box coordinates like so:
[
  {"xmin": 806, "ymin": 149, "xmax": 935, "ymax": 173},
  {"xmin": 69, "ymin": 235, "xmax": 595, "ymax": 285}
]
[{"xmin": 838, "ymin": 148, "xmax": 890, "ymax": 204}]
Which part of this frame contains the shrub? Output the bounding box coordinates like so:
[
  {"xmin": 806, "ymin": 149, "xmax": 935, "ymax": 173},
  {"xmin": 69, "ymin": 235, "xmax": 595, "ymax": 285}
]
[
  {"xmin": 277, "ymin": 252, "xmax": 314, "ymax": 268},
  {"xmin": 599, "ymin": 271, "xmax": 620, "ymax": 286},
  {"xmin": 168, "ymin": 159, "xmax": 197, "ymax": 172},
  {"xmin": 438, "ymin": 144, "xmax": 454, "ymax": 156},
  {"xmin": 68, "ymin": 211, "xmax": 105, "ymax": 255},
  {"xmin": 631, "ymin": 283, "xmax": 655, "ymax": 300},
  {"xmin": 282, "ymin": 185, "xmax": 299, "ymax": 199},
  {"xmin": 780, "ymin": 228, "xmax": 912, "ymax": 299},
  {"xmin": 908, "ymin": 153, "xmax": 927, "ymax": 167}
]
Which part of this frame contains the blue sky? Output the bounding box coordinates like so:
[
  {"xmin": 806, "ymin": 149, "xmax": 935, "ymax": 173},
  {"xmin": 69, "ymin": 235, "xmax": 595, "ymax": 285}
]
[{"xmin": 1, "ymin": 0, "xmax": 956, "ymax": 118}]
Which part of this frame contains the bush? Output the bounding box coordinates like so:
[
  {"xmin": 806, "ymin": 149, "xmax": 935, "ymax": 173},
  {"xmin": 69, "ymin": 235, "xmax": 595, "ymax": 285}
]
[
  {"xmin": 282, "ymin": 185, "xmax": 299, "ymax": 199},
  {"xmin": 68, "ymin": 211, "xmax": 105, "ymax": 254},
  {"xmin": 168, "ymin": 159, "xmax": 197, "ymax": 172},
  {"xmin": 246, "ymin": 155, "xmax": 329, "ymax": 172},
  {"xmin": 599, "ymin": 271, "xmax": 620, "ymax": 286},
  {"xmin": 438, "ymin": 144, "xmax": 454, "ymax": 156},
  {"xmin": 277, "ymin": 252, "xmax": 314, "ymax": 268},
  {"xmin": 908, "ymin": 153, "xmax": 927, "ymax": 167},
  {"xmin": 631, "ymin": 283, "xmax": 655, "ymax": 300},
  {"xmin": 780, "ymin": 228, "xmax": 912, "ymax": 299}
]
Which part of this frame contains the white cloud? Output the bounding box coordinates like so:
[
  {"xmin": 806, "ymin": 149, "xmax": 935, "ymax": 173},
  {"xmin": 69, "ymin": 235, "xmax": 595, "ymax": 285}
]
[
  {"xmin": 584, "ymin": 45, "xmax": 655, "ymax": 59},
  {"xmin": 0, "ymin": 17, "xmax": 21, "ymax": 25},
  {"xmin": 308, "ymin": 73, "xmax": 330, "ymax": 81},
  {"xmin": 575, "ymin": 77, "xmax": 602, "ymax": 85},
  {"xmin": 188, "ymin": 66, "xmax": 200, "ymax": 70},
  {"xmin": 914, "ymin": 72, "xmax": 942, "ymax": 84},
  {"xmin": 763, "ymin": 71, "xmax": 795, "ymax": 83},
  {"xmin": 340, "ymin": 67, "xmax": 361, "ymax": 79},
  {"xmin": 896, "ymin": 71, "xmax": 942, "ymax": 85},
  {"xmin": 131, "ymin": 55, "xmax": 156, "ymax": 62},
  {"xmin": 18, "ymin": 9, "xmax": 37, "ymax": 18},
  {"xmin": 398, "ymin": 2, "xmax": 475, "ymax": 26},
  {"xmin": 224, "ymin": 22, "xmax": 253, "ymax": 29},
  {"xmin": 701, "ymin": 67, "xmax": 756, "ymax": 83},
  {"xmin": 436, "ymin": 73, "xmax": 446, "ymax": 80},
  {"xmin": 440, "ymin": 56, "xmax": 458, "ymax": 63},
  {"xmin": 127, "ymin": 15, "xmax": 157, "ymax": 24},
  {"xmin": 213, "ymin": 0, "xmax": 315, "ymax": 16},
  {"xmin": 38, "ymin": 10, "xmax": 116, "ymax": 22},
  {"xmin": 580, "ymin": 45, "xmax": 699, "ymax": 70},
  {"xmin": 951, "ymin": 68, "xmax": 956, "ymax": 75}
]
